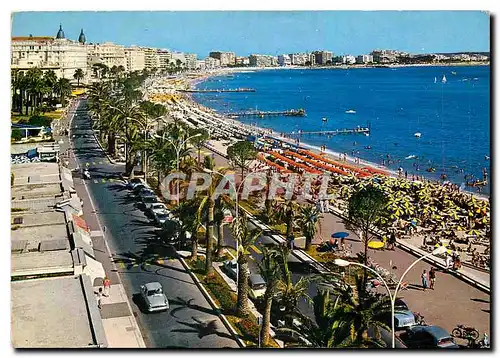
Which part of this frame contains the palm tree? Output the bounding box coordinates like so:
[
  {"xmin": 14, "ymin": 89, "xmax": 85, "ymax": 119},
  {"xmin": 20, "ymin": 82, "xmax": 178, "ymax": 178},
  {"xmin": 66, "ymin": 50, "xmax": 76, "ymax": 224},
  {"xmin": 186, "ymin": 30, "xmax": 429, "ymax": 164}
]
[
  {"xmin": 231, "ymin": 213, "xmax": 262, "ymax": 317},
  {"xmin": 298, "ymin": 205, "xmax": 322, "ymax": 251},
  {"xmin": 275, "ymin": 244, "xmax": 313, "ymax": 324},
  {"xmin": 189, "ymin": 128, "xmax": 210, "ymax": 164},
  {"xmin": 346, "ymin": 184, "xmax": 389, "ymax": 293},
  {"xmin": 274, "ymin": 199, "xmax": 301, "ymax": 239},
  {"xmin": 54, "ymin": 78, "xmax": 72, "ymax": 107},
  {"xmin": 174, "ymin": 197, "xmax": 204, "ymax": 258},
  {"xmin": 73, "ymin": 68, "xmax": 85, "ymax": 87},
  {"xmin": 258, "ymin": 247, "xmax": 281, "ymax": 346},
  {"xmin": 326, "ymin": 275, "xmax": 391, "ymax": 348}
]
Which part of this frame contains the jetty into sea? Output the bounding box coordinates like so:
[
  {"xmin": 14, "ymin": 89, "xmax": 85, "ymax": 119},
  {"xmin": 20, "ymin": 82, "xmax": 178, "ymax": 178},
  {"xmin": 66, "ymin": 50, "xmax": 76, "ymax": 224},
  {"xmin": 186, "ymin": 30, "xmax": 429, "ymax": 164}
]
[
  {"xmin": 179, "ymin": 88, "xmax": 256, "ymax": 93},
  {"xmin": 287, "ymin": 126, "xmax": 370, "ymax": 136},
  {"xmin": 227, "ymin": 108, "xmax": 306, "ymax": 118}
]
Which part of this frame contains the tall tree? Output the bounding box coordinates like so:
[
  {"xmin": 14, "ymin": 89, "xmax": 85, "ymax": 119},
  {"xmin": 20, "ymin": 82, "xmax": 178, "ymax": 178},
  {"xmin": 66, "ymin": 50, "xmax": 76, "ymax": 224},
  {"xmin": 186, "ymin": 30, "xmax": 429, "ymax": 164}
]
[
  {"xmin": 227, "ymin": 140, "xmax": 257, "ymax": 178},
  {"xmin": 298, "ymin": 205, "xmax": 322, "ymax": 251},
  {"xmin": 73, "ymin": 68, "xmax": 85, "ymax": 87},
  {"xmin": 231, "ymin": 213, "xmax": 261, "ymax": 317},
  {"xmin": 346, "ymin": 184, "xmax": 389, "ymax": 294},
  {"xmin": 274, "ymin": 199, "xmax": 301, "ymax": 239},
  {"xmin": 258, "ymin": 247, "xmax": 281, "ymax": 346}
]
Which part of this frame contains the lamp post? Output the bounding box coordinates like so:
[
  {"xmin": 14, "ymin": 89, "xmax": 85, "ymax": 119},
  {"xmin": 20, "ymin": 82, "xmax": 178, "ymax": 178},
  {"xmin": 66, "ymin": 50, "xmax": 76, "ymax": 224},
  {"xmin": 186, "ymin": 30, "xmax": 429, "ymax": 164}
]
[
  {"xmin": 203, "ymin": 166, "xmax": 269, "ymax": 295},
  {"xmin": 333, "ymin": 245, "xmax": 448, "ymax": 348}
]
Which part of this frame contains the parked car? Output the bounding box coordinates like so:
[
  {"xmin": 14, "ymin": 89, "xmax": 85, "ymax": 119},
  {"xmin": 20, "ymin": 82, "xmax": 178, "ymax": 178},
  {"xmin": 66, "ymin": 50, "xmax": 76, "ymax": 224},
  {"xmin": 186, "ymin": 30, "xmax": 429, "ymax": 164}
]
[
  {"xmin": 127, "ymin": 178, "xmax": 144, "ymax": 190},
  {"xmin": 223, "ymin": 259, "xmax": 238, "ymax": 280},
  {"xmin": 147, "ymin": 203, "xmax": 169, "ymax": 216},
  {"xmin": 132, "ymin": 184, "xmax": 149, "ymax": 195},
  {"xmin": 248, "ymin": 274, "xmax": 267, "ymax": 300},
  {"xmin": 137, "ymin": 188, "xmax": 155, "ymax": 198},
  {"xmin": 382, "ymin": 298, "xmax": 416, "ymax": 329},
  {"xmin": 153, "ymin": 211, "xmax": 170, "ymax": 226},
  {"xmin": 139, "ymin": 282, "xmax": 169, "ymax": 312},
  {"xmin": 400, "ymin": 325, "xmax": 459, "ymax": 348},
  {"xmin": 141, "ymin": 195, "xmax": 158, "ymax": 210}
]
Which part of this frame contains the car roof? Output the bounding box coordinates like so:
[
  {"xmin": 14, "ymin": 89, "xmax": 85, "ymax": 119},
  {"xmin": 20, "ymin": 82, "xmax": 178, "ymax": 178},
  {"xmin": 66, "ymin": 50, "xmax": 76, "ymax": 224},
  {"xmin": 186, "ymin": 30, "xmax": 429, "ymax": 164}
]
[
  {"xmin": 249, "ymin": 274, "xmax": 266, "ymax": 285},
  {"xmin": 144, "ymin": 282, "xmax": 162, "ymax": 290},
  {"xmin": 410, "ymin": 325, "xmax": 451, "ymax": 339}
]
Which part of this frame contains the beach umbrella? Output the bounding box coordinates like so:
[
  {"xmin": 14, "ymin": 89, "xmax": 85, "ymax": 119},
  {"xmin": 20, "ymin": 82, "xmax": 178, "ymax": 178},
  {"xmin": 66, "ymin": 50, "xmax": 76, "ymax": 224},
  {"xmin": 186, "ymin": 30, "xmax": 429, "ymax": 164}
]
[{"xmin": 331, "ymin": 232, "xmax": 349, "ymax": 239}]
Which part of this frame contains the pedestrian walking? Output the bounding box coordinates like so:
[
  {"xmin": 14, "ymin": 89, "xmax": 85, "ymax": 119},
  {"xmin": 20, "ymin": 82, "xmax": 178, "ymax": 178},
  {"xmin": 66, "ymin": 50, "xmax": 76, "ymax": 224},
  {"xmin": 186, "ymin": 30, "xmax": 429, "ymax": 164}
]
[
  {"xmin": 319, "ymin": 200, "xmax": 324, "ymax": 213},
  {"xmin": 96, "ymin": 288, "xmax": 103, "ymax": 309},
  {"xmin": 429, "ymin": 267, "xmax": 436, "ymax": 290},
  {"xmin": 103, "ymin": 276, "xmax": 111, "ymax": 297},
  {"xmin": 445, "ymin": 254, "xmax": 453, "ymax": 270},
  {"xmin": 324, "ymin": 199, "xmax": 330, "ymax": 212},
  {"xmin": 421, "ymin": 270, "xmax": 429, "ymax": 291}
]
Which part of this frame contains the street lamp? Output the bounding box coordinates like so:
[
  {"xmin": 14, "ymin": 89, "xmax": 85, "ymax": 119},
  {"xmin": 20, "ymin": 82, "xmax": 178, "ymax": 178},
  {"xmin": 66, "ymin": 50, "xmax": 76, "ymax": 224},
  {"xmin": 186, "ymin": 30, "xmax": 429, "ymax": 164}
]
[
  {"xmin": 333, "ymin": 245, "xmax": 448, "ymax": 348},
  {"xmin": 203, "ymin": 166, "xmax": 269, "ymax": 295},
  {"xmin": 154, "ymin": 131, "xmax": 202, "ymax": 205}
]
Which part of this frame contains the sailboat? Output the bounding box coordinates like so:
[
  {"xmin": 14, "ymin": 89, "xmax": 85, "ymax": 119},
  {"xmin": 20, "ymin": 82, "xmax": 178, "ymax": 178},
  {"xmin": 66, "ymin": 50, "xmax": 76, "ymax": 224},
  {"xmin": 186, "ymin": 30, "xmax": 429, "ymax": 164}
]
[
  {"xmin": 434, "ymin": 77, "xmax": 437, "ymax": 84},
  {"xmin": 442, "ymin": 75, "xmax": 447, "ymax": 83},
  {"xmin": 322, "ymin": 117, "xmax": 328, "ymax": 122}
]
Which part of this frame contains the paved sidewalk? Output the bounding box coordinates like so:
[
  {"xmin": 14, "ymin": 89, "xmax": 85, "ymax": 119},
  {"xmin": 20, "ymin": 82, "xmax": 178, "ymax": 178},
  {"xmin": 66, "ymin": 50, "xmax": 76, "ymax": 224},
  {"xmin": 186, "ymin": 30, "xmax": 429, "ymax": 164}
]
[{"xmin": 59, "ymin": 100, "xmax": 146, "ymax": 348}]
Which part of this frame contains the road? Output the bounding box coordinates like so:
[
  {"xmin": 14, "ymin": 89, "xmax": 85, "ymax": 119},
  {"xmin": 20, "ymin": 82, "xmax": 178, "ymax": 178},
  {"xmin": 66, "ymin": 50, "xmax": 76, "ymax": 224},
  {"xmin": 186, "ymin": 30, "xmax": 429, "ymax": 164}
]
[{"xmin": 70, "ymin": 99, "xmax": 239, "ymax": 348}]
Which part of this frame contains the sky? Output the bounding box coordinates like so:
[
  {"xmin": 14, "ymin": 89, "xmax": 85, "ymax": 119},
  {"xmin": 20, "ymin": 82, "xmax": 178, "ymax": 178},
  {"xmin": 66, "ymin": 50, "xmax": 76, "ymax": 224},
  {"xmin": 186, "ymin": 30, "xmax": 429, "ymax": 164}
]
[{"xmin": 11, "ymin": 11, "xmax": 490, "ymax": 57}]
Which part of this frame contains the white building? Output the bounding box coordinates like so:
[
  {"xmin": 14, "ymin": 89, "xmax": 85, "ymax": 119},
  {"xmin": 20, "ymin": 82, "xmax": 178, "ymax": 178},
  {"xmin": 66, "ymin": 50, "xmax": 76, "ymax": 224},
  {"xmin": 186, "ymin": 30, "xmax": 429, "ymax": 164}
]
[
  {"xmin": 313, "ymin": 50, "xmax": 333, "ymax": 65},
  {"xmin": 143, "ymin": 47, "xmax": 160, "ymax": 70},
  {"xmin": 87, "ymin": 42, "xmax": 126, "ymax": 70},
  {"xmin": 157, "ymin": 49, "xmax": 172, "ymax": 71},
  {"xmin": 11, "ymin": 25, "xmax": 88, "ymax": 83},
  {"xmin": 249, "ymin": 54, "xmax": 277, "ymax": 67},
  {"xmin": 209, "ymin": 51, "xmax": 236, "ymax": 67},
  {"xmin": 342, "ymin": 55, "xmax": 357, "ymax": 65},
  {"xmin": 288, "ymin": 53, "xmax": 307, "ymax": 66},
  {"xmin": 235, "ymin": 56, "xmax": 250, "ymax": 66},
  {"xmin": 278, "ymin": 54, "xmax": 291, "ymax": 66},
  {"xmin": 184, "ymin": 53, "xmax": 198, "ymax": 70},
  {"xmin": 204, "ymin": 57, "xmax": 221, "ymax": 69},
  {"xmin": 356, "ymin": 54, "xmax": 373, "ymax": 64},
  {"xmin": 124, "ymin": 46, "xmax": 145, "ymax": 72}
]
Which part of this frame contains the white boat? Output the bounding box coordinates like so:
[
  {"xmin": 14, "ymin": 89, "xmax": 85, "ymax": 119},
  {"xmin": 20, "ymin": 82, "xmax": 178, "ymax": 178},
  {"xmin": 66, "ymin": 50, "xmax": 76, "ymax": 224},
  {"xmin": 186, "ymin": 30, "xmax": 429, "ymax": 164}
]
[
  {"xmin": 405, "ymin": 155, "xmax": 417, "ymax": 160},
  {"xmin": 322, "ymin": 117, "xmax": 328, "ymax": 122},
  {"xmin": 414, "ymin": 132, "xmax": 422, "ymax": 138},
  {"xmin": 434, "ymin": 77, "xmax": 437, "ymax": 83},
  {"xmin": 442, "ymin": 75, "xmax": 447, "ymax": 83},
  {"xmin": 345, "ymin": 110, "xmax": 356, "ymax": 114}
]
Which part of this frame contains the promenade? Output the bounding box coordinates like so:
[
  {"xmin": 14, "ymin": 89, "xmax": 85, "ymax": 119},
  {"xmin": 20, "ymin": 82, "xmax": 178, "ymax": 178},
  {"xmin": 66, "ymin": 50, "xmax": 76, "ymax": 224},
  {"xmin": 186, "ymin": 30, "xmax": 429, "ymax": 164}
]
[{"xmin": 204, "ymin": 144, "xmax": 491, "ymax": 340}]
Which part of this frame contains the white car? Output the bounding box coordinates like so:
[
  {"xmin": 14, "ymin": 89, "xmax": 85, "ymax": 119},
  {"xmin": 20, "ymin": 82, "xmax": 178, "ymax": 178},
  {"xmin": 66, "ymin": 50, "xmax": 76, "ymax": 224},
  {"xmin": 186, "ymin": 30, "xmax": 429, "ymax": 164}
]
[
  {"xmin": 153, "ymin": 211, "xmax": 170, "ymax": 226},
  {"xmin": 127, "ymin": 178, "xmax": 144, "ymax": 190},
  {"xmin": 139, "ymin": 282, "xmax": 169, "ymax": 312},
  {"xmin": 147, "ymin": 203, "xmax": 168, "ymax": 216},
  {"xmin": 248, "ymin": 274, "xmax": 267, "ymax": 300}
]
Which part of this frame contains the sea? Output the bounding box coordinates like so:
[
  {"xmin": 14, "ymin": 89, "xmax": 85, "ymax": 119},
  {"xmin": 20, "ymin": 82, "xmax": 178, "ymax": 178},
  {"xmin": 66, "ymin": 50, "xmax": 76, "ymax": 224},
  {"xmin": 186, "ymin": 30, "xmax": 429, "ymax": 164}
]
[{"xmin": 192, "ymin": 66, "xmax": 491, "ymax": 195}]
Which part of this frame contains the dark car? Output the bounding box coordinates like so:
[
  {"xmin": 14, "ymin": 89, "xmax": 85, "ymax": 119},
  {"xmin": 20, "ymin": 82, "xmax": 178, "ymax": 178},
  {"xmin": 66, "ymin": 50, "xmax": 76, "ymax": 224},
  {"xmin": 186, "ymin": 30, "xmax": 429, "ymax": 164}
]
[{"xmin": 400, "ymin": 325, "xmax": 459, "ymax": 349}]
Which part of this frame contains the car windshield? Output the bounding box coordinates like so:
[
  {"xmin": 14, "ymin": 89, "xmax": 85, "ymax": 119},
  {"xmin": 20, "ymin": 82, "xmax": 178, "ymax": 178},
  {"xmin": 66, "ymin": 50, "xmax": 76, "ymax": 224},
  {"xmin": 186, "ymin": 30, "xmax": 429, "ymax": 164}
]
[
  {"xmin": 131, "ymin": 179, "xmax": 141, "ymax": 184},
  {"xmin": 143, "ymin": 197, "xmax": 157, "ymax": 203},
  {"xmin": 157, "ymin": 213, "xmax": 168, "ymax": 219},
  {"xmin": 153, "ymin": 204, "xmax": 165, "ymax": 209},
  {"xmin": 148, "ymin": 288, "xmax": 162, "ymax": 296}
]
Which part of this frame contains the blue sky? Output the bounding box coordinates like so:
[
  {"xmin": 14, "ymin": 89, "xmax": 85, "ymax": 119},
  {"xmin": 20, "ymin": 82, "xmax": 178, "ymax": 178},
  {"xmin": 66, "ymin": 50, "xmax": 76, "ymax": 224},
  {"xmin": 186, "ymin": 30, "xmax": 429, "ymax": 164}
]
[{"xmin": 11, "ymin": 11, "xmax": 490, "ymax": 57}]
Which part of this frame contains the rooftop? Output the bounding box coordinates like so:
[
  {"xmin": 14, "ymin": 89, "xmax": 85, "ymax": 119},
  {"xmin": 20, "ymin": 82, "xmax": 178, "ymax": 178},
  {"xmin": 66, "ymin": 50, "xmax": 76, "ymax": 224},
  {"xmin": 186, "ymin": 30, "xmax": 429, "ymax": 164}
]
[
  {"xmin": 11, "ymin": 223, "xmax": 68, "ymax": 247},
  {"xmin": 11, "ymin": 250, "xmax": 73, "ymax": 277},
  {"xmin": 11, "ymin": 162, "xmax": 60, "ymax": 183},
  {"xmin": 11, "ymin": 183, "xmax": 62, "ymax": 200},
  {"xmin": 11, "ymin": 276, "xmax": 101, "ymax": 348},
  {"xmin": 11, "ymin": 211, "xmax": 66, "ymax": 228}
]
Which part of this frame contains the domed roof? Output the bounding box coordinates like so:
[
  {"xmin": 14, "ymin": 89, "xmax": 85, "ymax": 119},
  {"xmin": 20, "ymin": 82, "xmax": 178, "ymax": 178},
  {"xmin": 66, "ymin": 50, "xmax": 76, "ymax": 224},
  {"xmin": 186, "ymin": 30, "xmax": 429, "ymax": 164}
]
[
  {"xmin": 78, "ymin": 29, "xmax": 86, "ymax": 44},
  {"xmin": 56, "ymin": 24, "xmax": 65, "ymax": 39}
]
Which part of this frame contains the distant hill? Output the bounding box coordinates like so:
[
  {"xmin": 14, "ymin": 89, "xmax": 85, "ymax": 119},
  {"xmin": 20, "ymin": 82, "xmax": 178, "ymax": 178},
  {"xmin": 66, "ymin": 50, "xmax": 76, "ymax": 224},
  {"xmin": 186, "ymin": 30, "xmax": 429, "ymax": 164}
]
[{"xmin": 436, "ymin": 51, "xmax": 490, "ymax": 57}]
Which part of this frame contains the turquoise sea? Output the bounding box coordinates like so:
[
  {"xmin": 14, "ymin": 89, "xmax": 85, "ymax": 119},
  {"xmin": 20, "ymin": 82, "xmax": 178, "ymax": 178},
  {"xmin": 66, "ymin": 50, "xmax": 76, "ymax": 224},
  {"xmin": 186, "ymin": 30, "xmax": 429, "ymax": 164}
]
[{"xmin": 193, "ymin": 66, "xmax": 490, "ymax": 194}]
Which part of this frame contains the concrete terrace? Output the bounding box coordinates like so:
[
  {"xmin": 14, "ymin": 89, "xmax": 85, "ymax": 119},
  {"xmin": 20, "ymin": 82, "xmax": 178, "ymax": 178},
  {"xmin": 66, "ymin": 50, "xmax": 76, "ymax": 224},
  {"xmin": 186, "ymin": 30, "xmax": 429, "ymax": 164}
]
[{"xmin": 11, "ymin": 275, "xmax": 106, "ymax": 348}]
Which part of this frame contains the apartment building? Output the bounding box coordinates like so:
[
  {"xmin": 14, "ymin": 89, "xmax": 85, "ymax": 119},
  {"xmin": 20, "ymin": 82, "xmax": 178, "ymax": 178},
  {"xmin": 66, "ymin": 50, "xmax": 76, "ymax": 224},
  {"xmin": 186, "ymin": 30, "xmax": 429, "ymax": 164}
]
[
  {"xmin": 249, "ymin": 54, "xmax": 277, "ymax": 67},
  {"xmin": 143, "ymin": 47, "xmax": 160, "ymax": 70},
  {"xmin": 356, "ymin": 54, "xmax": 374, "ymax": 64},
  {"xmin": 209, "ymin": 51, "xmax": 236, "ymax": 66},
  {"xmin": 313, "ymin": 50, "xmax": 333, "ymax": 65},
  {"xmin": 278, "ymin": 54, "xmax": 291, "ymax": 66},
  {"xmin": 124, "ymin": 46, "xmax": 146, "ymax": 72},
  {"xmin": 11, "ymin": 25, "xmax": 88, "ymax": 82},
  {"xmin": 87, "ymin": 42, "xmax": 127, "ymax": 69}
]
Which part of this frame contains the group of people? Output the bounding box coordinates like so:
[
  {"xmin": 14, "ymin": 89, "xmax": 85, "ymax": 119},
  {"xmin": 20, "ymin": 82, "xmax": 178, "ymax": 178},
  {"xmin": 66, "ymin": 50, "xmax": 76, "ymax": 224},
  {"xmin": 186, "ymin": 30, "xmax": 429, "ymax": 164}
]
[
  {"xmin": 95, "ymin": 276, "xmax": 111, "ymax": 309},
  {"xmin": 316, "ymin": 198, "xmax": 330, "ymax": 213},
  {"xmin": 421, "ymin": 267, "xmax": 437, "ymax": 291}
]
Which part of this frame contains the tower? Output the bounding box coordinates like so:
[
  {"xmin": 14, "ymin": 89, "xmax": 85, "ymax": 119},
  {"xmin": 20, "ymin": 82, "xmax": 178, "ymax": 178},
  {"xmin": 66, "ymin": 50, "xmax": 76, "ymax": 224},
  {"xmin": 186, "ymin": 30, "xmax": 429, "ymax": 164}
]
[
  {"xmin": 56, "ymin": 24, "xmax": 65, "ymax": 39},
  {"xmin": 78, "ymin": 29, "xmax": 86, "ymax": 44}
]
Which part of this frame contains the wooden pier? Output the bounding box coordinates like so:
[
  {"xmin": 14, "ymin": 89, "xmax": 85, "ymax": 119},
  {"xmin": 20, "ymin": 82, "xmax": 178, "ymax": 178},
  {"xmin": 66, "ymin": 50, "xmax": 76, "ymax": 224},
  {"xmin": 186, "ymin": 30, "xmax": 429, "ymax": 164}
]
[
  {"xmin": 227, "ymin": 108, "xmax": 306, "ymax": 118},
  {"xmin": 179, "ymin": 88, "xmax": 256, "ymax": 93},
  {"xmin": 288, "ymin": 127, "xmax": 370, "ymax": 136}
]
